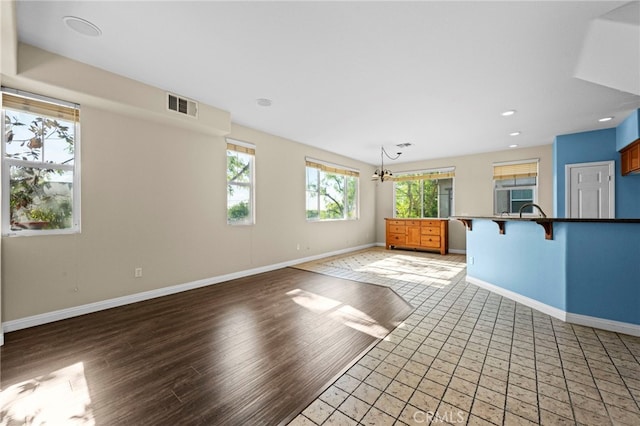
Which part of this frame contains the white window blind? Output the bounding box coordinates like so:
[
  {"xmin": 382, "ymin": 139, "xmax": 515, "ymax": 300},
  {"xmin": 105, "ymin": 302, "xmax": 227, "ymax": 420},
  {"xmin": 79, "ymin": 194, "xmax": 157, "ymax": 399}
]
[
  {"xmin": 305, "ymin": 158, "xmax": 359, "ymax": 177},
  {"xmin": 393, "ymin": 167, "xmax": 455, "ymax": 182},
  {"xmin": 493, "ymin": 159, "xmax": 538, "ymax": 180},
  {"xmin": 2, "ymin": 90, "xmax": 80, "ymax": 122},
  {"xmin": 227, "ymin": 140, "xmax": 255, "ymax": 155}
]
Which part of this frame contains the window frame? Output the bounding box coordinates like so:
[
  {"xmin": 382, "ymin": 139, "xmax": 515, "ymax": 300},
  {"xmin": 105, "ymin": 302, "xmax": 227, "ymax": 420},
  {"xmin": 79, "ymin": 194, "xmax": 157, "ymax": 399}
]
[
  {"xmin": 492, "ymin": 159, "xmax": 539, "ymax": 216},
  {"xmin": 305, "ymin": 158, "xmax": 359, "ymax": 222},
  {"xmin": 1, "ymin": 88, "xmax": 81, "ymax": 237},
  {"xmin": 226, "ymin": 138, "xmax": 255, "ymax": 226},
  {"xmin": 392, "ymin": 167, "xmax": 455, "ymax": 219},
  {"xmin": 494, "ymin": 184, "xmax": 537, "ymax": 215}
]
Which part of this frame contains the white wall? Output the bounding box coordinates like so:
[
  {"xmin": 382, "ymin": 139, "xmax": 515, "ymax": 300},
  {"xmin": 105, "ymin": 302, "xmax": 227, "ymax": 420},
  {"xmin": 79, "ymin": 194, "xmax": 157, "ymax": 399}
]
[
  {"xmin": 1, "ymin": 44, "xmax": 376, "ymax": 322},
  {"xmin": 375, "ymin": 145, "xmax": 554, "ymax": 252},
  {"xmin": 0, "ymin": 0, "xmax": 16, "ymax": 343},
  {"xmin": 0, "ymin": 39, "xmax": 553, "ymax": 324}
]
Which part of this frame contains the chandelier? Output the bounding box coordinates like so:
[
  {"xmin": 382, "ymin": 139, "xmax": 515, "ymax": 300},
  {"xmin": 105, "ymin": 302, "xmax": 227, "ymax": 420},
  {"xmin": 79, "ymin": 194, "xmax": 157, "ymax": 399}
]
[{"xmin": 372, "ymin": 146, "xmax": 402, "ymax": 182}]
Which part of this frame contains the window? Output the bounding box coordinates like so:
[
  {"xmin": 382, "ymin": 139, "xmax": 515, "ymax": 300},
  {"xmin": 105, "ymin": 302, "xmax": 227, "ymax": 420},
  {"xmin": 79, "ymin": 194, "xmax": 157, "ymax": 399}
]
[
  {"xmin": 493, "ymin": 159, "xmax": 538, "ymax": 215},
  {"xmin": 226, "ymin": 139, "xmax": 255, "ymax": 225},
  {"xmin": 393, "ymin": 168, "xmax": 455, "ymax": 218},
  {"xmin": 2, "ymin": 88, "xmax": 80, "ymax": 235},
  {"xmin": 306, "ymin": 158, "xmax": 359, "ymax": 221}
]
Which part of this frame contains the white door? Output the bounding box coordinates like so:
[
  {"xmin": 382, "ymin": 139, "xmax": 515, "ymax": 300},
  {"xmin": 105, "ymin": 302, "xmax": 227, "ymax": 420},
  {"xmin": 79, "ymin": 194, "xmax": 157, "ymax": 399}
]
[{"xmin": 566, "ymin": 161, "xmax": 615, "ymax": 218}]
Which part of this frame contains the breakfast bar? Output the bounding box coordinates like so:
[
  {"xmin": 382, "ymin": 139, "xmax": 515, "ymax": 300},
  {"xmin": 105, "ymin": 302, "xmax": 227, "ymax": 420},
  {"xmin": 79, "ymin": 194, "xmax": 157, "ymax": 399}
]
[{"xmin": 454, "ymin": 216, "xmax": 640, "ymax": 336}]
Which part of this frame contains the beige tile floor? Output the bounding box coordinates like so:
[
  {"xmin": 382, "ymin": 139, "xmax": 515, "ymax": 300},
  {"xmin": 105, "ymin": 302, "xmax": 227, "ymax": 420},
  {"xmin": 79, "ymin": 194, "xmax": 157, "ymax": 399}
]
[{"xmin": 289, "ymin": 248, "xmax": 640, "ymax": 426}]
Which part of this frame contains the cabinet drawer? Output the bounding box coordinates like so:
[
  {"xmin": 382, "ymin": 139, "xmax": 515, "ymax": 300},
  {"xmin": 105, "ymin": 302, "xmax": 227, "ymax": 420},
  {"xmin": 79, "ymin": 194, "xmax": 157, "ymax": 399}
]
[
  {"xmin": 420, "ymin": 236, "xmax": 441, "ymax": 248},
  {"xmin": 421, "ymin": 226, "xmax": 441, "ymax": 236},
  {"xmin": 388, "ymin": 225, "xmax": 406, "ymax": 234},
  {"xmin": 388, "ymin": 233, "xmax": 405, "ymax": 243},
  {"xmin": 421, "ymin": 220, "xmax": 442, "ymax": 227},
  {"xmin": 402, "ymin": 220, "xmax": 422, "ymax": 226},
  {"xmin": 388, "ymin": 219, "xmax": 422, "ymax": 226}
]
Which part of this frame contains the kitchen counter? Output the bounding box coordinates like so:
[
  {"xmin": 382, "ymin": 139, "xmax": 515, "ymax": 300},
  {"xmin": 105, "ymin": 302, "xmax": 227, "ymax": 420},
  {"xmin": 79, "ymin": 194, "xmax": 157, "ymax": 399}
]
[
  {"xmin": 452, "ymin": 216, "xmax": 640, "ymax": 240},
  {"xmin": 454, "ymin": 216, "xmax": 640, "ymax": 336}
]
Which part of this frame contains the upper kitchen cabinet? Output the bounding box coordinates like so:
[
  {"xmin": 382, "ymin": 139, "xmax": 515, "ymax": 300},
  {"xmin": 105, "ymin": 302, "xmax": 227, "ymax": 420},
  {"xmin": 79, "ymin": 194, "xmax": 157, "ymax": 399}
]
[
  {"xmin": 621, "ymin": 139, "xmax": 640, "ymax": 175},
  {"xmin": 616, "ymin": 110, "xmax": 640, "ymax": 175}
]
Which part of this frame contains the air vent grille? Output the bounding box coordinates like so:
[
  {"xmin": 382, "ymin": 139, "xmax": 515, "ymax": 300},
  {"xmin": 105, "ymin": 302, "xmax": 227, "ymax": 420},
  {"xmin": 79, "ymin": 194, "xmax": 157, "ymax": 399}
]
[{"xmin": 167, "ymin": 93, "xmax": 198, "ymax": 118}]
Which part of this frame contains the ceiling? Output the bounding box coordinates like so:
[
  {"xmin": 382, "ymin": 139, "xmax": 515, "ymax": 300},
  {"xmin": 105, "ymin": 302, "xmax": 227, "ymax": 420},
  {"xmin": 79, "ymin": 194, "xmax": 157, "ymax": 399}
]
[{"xmin": 14, "ymin": 1, "xmax": 640, "ymax": 165}]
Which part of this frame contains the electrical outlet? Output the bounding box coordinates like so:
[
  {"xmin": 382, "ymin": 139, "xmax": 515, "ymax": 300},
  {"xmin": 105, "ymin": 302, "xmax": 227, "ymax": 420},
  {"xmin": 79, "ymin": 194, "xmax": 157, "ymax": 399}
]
[
  {"xmin": 296, "ymin": 243, "xmax": 300, "ymax": 250},
  {"xmin": 469, "ymin": 257, "xmax": 475, "ymax": 265},
  {"xmin": 134, "ymin": 267, "xmax": 143, "ymax": 278}
]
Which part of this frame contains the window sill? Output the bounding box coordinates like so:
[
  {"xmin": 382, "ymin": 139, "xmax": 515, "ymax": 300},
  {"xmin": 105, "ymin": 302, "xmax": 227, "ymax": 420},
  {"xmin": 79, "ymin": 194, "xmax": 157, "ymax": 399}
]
[
  {"xmin": 306, "ymin": 218, "xmax": 359, "ymax": 223},
  {"xmin": 3, "ymin": 227, "xmax": 81, "ymax": 237}
]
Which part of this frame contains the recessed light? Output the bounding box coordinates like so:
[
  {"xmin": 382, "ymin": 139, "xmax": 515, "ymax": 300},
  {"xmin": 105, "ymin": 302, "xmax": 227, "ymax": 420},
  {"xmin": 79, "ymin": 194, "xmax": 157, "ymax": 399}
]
[
  {"xmin": 501, "ymin": 110, "xmax": 516, "ymax": 117},
  {"xmin": 598, "ymin": 116, "xmax": 613, "ymax": 122},
  {"xmin": 509, "ymin": 144, "xmax": 519, "ymax": 148},
  {"xmin": 509, "ymin": 131, "xmax": 521, "ymax": 136},
  {"xmin": 63, "ymin": 16, "xmax": 102, "ymax": 37},
  {"xmin": 256, "ymin": 98, "xmax": 272, "ymax": 107},
  {"xmin": 396, "ymin": 143, "xmax": 412, "ymax": 148}
]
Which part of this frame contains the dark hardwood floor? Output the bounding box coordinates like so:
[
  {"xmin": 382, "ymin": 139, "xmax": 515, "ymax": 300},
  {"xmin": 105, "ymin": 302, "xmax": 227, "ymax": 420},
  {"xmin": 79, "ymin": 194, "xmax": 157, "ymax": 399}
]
[{"xmin": 1, "ymin": 268, "xmax": 413, "ymax": 425}]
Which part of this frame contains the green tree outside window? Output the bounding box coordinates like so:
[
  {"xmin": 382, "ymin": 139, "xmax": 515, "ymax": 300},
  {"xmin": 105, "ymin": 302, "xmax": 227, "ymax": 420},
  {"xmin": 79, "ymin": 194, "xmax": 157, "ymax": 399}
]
[
  {"xmin": 4, "ymin": 107, "xmax": 76, "ymax": 231},
  {"xmin": 394, "ymin": 177, "xmax": 453, "ymax": 218},
  {"xmin": 306, "ymin": 166, "xmax": 358, "ymax": 221}
]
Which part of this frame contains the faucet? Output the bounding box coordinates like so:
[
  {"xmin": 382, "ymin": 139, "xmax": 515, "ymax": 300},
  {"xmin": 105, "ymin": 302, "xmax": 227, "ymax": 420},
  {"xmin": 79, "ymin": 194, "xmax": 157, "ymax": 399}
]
[{"xmin": 519, "ymin": 203, "xmax": 547, "ymax": 218}]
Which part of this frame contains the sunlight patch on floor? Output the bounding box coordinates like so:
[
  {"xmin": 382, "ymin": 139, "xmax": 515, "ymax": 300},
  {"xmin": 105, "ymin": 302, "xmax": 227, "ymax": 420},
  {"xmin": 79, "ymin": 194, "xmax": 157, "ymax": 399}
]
[
  {"xmin": 287, "ymin": 289, "xmax": 390, "ymax": 339},
  {"xmin": 294, "ymin": 247, "xmax": 466, "ymax": 290},
  {"xmin": 347, "ymin": 253, "xmax": 464, "ymax": 282},
  {"xmin": 329, "ymin": 305, "xmax": 390, "ymax": 339},
  {"xmin": 286, "ymin": 289, "xmax": 342, "ymax": 313},
  {"xmin": 1, "ymin": 362, "xmax": 94, "ymax": 425}
]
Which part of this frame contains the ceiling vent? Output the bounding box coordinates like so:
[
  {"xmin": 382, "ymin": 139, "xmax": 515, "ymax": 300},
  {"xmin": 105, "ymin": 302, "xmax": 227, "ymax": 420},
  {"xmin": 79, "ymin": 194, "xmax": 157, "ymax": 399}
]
[{"xmin": 167, "ymin": 93, "xmax": 198, "ymax": 118}]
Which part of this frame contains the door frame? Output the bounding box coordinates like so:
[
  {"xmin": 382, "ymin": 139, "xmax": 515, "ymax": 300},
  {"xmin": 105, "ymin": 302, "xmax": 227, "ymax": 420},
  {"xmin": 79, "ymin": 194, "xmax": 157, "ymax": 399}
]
[{"xmin": 565, "ymin": 160, "xmax": 615, "ymax": 218}]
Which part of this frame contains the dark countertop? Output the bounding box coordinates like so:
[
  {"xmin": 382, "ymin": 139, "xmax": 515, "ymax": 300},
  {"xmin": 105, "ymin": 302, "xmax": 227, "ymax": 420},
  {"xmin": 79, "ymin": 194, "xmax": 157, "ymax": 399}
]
[{"xmin": 451, "ymin": 216, "xmax": 640, "ymax": 224}]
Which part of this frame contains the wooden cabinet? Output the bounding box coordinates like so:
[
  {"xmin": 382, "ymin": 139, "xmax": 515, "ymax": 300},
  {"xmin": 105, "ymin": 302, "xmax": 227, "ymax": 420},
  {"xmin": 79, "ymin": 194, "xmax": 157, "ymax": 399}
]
[
  {"xmin": 405, "ymin": 221, "xmax": 422, "ymax": 246},
  {"xmin": 385, "ymin": 218, "xmax": 449, "ymax": 255},
  {"xmin": 621, "ymin": 139, "xmax": 640, "ymax": 175}
]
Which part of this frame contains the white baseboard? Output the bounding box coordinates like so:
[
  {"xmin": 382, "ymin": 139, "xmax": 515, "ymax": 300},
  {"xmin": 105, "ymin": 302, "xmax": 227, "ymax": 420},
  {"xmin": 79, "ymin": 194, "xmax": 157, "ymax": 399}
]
[
  {"xmin": 566, "ymin": 313, "xmax": 640, "ymax": 337},
  {"xmin": 2, "ymin": 243, "xmax": 376, "ymax": 335},
  {"xmin": 466, "ymin": 275, "xmax": 567, "ymax": 321},
  {"xmin": 466, "ymin": 275, "xmax": 640, "ymax": 337}
]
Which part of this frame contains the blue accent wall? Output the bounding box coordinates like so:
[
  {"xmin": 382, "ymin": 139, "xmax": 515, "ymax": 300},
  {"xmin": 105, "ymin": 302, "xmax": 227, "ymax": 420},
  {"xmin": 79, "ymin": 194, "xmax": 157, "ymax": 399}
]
[
  {"xmin": 554, "ymin": 128, "xmax": 616, "ymax": 217},
  {"xmin": 616, "ymin": 109, "xmax": 640, "ymax": 151},
  {"xmin": 467, "ymin": 220, "xmax": 566, "ymax": 310},
  {"xmin": 466, "ymin": 219, "xmax": 640, "ymax": 327},
  {"xmin": 554, "ymin": 127, "xmax": 640, "ymax": 218},
  {"xmin": 466, "ymin": 110, "xmax": 640, "ymax": 333},
  {"xmin": 565, "ymin": 223, "xmax": 640, "ymax": 324}
]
